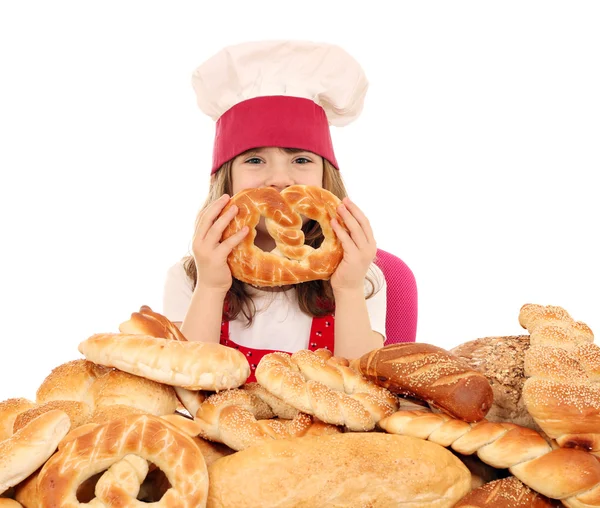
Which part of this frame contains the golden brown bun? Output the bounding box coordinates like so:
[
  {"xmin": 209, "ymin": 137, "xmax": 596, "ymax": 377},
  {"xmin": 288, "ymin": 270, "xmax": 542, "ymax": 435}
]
[
  {"xmin": 0, "ymin": 410, "xmax": 71, "ymax": 495},
  {"xmin": 0, "ymin": 399, "xmax": 36, "ymax": 441},
  {"xmin": 118, "ymin": 306, "xmax": 208, "ymax": 415},
  {"xmin": 89, "ymin": 368, "xmax": 178, "ymax": 415},
  {"xmin": 35, "ymin": 359, "xmax": 108, "ymax": 405},
  {"xmin": 357, "ymin": 343, "xmax": 494, "ymax": 422},
  {"xmin": 78, "ymin": 333, "xmax": 250, "ymax": 390},
  {"xmin": 450, "ymin": 335, "xmax": 539, "ymax": 429},
  {"xmin": 207, "ymin": 433, "xmax": 471, "ymax": 507},
  {"xmin": 379, "ymin": 408, "xmax": 600, "ymax": 505},
  {"xmin": 455, "ymin": 476, "xmax": 561, "ymax": 507},
  {"xmin": 255, "ymin": 350, "xmax": 398, "ymax": 431},
  {"xmin": 12, "ymin": 400, "xmax": 91, "ymax": 433},
  {"xmin": 220, "ymin": 185, "xmax": 348, "ymax": 286},
  {"xmin": 37, "ymin": 414, "xmax": 208, "ymax": 507}
]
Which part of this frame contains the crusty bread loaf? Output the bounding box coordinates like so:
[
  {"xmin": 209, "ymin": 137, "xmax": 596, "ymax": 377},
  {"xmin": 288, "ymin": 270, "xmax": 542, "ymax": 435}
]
[
  {"xmin": 78, "ymin": 333, "xmax": 250, "ymax": 390},
  {"xmin": 356, "ymin": 343, "xmax": 494, "ymax": 422},
  {"xmin": 0, "ymin": 410, "xmax": 71, "ymax": 495},
  {"xmin": 455, "ymin": 476, "xmax": 561, "ymax": 507},
  {"xmin": 450, "ymin": 335, "xmax": 539, "ymax": 429},
  {"xmin": 207, "ymin": 433, "xmax": 471, "ymax": 507},
  {"xmin": 220, "ymin": 185, "xmax": 348, "ymax": 286}
]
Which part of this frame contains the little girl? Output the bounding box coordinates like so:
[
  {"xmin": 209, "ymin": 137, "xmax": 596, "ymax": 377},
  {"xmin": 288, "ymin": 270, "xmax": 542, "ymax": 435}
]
[{"xmin": 163, "ymin": 40, "xmax": 388, "ymax": 380}]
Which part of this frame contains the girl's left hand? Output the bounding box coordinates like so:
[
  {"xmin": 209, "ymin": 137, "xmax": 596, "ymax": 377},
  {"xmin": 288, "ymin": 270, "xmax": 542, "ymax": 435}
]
[{"xmin": 330, "ymin": 197, "xmax": 377, "ymax": 293}]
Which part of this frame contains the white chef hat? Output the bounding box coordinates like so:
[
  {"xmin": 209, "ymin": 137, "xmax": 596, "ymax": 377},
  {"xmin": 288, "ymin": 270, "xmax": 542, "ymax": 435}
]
[{"xmin": 191, "ymin": 40, "xmax": 368, "ymax": 173}]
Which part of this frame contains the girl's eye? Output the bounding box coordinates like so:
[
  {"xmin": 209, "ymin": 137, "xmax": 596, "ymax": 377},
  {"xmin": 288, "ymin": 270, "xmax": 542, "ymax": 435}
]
[
  {"xmin": 245, "ymin": 157, "xmax": 263, "ymax": 164},
  {"xmin": 294, "ymin": 157, "xmax": 312, "ymax": 164}
]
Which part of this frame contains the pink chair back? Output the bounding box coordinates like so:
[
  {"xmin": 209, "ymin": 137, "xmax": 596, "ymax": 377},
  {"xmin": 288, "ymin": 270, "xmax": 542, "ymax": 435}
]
[{"xmin": 374, "ymin": 248, "xmax": 418, "ymax": 344}]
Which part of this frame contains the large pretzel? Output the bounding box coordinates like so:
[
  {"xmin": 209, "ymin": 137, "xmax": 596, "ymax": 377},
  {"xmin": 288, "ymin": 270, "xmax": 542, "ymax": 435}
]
[
  {"xmin": 220, "ymin": 185, "xmax": 348, "ymax": 286},
  {"xmin": 194, "ymin": 388, "xmax": 340, "ymax": 451},
  {"xmin": 379, "ymin": 409, "xmax": 600, "ymax": 506},
  {"xmin": 37, "ymin": 414, "xmax": 208, "ymax": 507},
  {"xmin": 255, "ymin": 350, "xmax": 398, "ymax": 431}
]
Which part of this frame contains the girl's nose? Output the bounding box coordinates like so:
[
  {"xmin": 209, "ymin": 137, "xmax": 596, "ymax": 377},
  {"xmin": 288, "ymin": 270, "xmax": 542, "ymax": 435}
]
[{"xmin": 264, "ymin": 166, "xmax": 294, "ymax": 191}]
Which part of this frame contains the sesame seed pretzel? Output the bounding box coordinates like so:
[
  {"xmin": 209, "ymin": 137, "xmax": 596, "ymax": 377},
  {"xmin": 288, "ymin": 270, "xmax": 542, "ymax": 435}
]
[
  {"xmin": 220, "ymin": 185, "xmax": 348, "ymax": 286},
  {"xmin": 193, "ymin": 387, "xmax": 340, "ymax": 451}
]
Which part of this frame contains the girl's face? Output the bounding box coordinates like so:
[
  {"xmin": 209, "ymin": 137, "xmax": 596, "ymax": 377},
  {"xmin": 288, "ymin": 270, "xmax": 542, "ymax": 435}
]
[{"xmin": 230, "ymin": 147, "xmax": 324, "ymax": 196}]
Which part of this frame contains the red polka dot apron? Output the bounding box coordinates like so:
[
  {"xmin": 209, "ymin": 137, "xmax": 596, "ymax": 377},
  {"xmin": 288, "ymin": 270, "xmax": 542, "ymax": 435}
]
[{"xmin": 219, "ymin": 313, "xmax": 335, "ymax": 383}]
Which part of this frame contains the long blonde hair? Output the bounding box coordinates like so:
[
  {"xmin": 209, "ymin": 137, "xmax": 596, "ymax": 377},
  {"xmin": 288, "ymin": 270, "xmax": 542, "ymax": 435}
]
[{"xmin": 183, "ymin": 148, "xmax": 375, "ymax": 325}]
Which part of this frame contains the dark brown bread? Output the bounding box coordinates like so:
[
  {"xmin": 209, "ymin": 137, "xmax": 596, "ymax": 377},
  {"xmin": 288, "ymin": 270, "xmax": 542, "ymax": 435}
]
[
  {"xmin": 455, "ymin": 476, "xmax": 562, "ymax": 507},
  {"xmin": 356, "ymin": 343, "xmax": 494, "ymax": 422},
  {"xmin": 450, "ymin": 335, "xmax": 539, "ymax": 429}
]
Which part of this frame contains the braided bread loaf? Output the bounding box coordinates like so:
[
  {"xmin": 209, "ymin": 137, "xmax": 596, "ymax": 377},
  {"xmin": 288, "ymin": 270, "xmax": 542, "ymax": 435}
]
[
  {"xmin": 255, "ymin": 350, "xmax": 398, "ymax": 431},
  {"xmin": 519, "ymin": 304, "xmax": 600, "ymax": 450},
  {"xmin": 379, "ymin": 409, "xmax": 600, "ymax": 506}
]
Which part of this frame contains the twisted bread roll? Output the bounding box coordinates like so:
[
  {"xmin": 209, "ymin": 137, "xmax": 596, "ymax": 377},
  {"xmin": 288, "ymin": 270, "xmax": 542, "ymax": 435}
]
[
  {"xmin": 519, "ymin": 304, "xmax": 600, "ymax": 448},
  {"xmin": 78, "ymin": 333, "xmax": 249, "ymax": 391},
  {"xmin": 255, "ymin": 350, "xmax": 398, "ymax": 431},
  {"xmin": 220, "ymin": 185, "xmax": 348, "ymax": 286},
  {"xmin": 379, "ymin": 409, "xmax": 600, "ymax": 506},
  {"xmin": 355, "ymin": 343, "xmax": 494, "ymax": 422},
  {"xmin": 118, "ymin": 306, "xmax": 207, "ymax": 416},
  {"xmin": 194, "ymin": 388, "xmax": 340, "ymax": 451},
  {"xmin": 0, "ymin": 410, "xmax": 71, "ymax": 495},
  {"xmin": 37, "ymin": 414, "xmax": 208, "ymax": 508},
  {"xmin": 207, "ymin": 433, "xmax": 471, "ymax": 507},
  {"xmin": 455, "ymin": 476, "xmax": 561, "ymax": 507}
]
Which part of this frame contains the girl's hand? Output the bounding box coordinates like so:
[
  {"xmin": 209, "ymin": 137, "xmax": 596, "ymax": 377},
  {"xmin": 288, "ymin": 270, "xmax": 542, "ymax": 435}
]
[
  {"xmin": 192, "ymin": 194, "xmax": 249, "ymax": 293},
  {"xmin": 330, "ymin": 197, "xmax": 377, "ymax": 293}
]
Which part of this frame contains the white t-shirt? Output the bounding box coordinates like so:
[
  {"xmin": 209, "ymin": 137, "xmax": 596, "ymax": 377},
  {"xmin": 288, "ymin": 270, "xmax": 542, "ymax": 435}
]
[{"xmin": 162, "ymin": 260, "xmax": 387, "ymax": 353}]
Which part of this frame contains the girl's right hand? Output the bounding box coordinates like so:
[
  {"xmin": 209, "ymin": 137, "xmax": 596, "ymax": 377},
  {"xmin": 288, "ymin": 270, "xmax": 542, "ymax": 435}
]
[{"xmin": 192, "ymin": 194, "xmax": 249, "ymax": 293}]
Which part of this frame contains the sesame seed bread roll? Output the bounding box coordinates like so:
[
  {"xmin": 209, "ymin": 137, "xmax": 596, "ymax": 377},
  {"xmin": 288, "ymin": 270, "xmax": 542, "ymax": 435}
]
[
  {"xmin": 78, "ymin": 333, "xmax": 250, "ymax": 391},
  {"xmin": 207, "ymin": 433, "xmax": 471, "ymax": 507},
  {"xmin": 455, "ymin": 476, "xmax": 562, "ymax": 507},
  {"xmin": 356, "ymin": 343, "xmax": 494, "ymax": 422},
  {"xmin": 0, "ymin": 399, "xmax": 36, "ymax": 441}
]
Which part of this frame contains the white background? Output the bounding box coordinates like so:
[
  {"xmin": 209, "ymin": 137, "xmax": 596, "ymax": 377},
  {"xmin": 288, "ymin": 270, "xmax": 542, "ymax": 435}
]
[{"xmin": 1, "ymin": 1, "xmax": 599, "ymax": 403}]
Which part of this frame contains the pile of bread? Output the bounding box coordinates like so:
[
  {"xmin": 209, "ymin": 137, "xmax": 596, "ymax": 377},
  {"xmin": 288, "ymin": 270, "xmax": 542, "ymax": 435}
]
[{"xmin": 1, "ymin": 303, "xmax": 599, "ymax": 507}]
